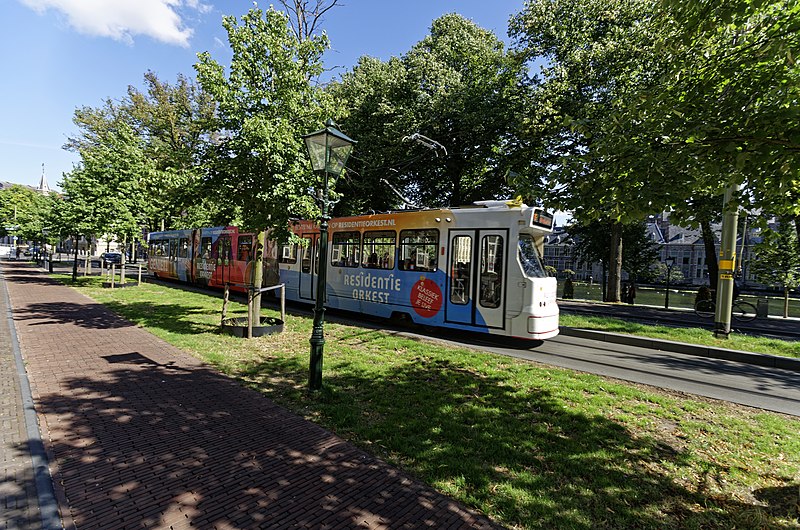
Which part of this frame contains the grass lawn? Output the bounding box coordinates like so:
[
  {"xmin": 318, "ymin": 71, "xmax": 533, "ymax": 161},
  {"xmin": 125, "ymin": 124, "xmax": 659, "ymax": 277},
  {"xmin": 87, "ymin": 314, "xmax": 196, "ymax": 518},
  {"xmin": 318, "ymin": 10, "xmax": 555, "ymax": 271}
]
[{"xmin": 58, "ymin": 275, "xmax": 800, "ymax": 530}]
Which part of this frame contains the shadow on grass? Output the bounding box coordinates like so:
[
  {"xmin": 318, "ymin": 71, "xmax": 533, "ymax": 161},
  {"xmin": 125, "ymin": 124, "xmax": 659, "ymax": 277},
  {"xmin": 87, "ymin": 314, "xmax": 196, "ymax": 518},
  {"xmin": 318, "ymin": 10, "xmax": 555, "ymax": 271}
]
[{"xmin": 236, "ymin": 343, "xmax": 798, "ymax": 529}]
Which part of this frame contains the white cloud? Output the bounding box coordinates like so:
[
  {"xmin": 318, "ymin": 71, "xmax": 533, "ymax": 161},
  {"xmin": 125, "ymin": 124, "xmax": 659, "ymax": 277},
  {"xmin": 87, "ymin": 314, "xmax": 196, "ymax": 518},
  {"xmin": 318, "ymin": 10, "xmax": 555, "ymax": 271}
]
[{"xmin": 20, "ymin": 0, "xmax": 209, "ymax": 47}]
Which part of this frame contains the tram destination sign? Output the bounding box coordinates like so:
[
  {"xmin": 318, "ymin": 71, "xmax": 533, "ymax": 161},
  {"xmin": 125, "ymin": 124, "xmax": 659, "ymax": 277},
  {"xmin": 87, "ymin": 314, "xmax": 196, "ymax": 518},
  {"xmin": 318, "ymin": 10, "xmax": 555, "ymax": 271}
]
[{"xmin": 531, "ymin": 211, "xmax": 553, "ymax": 229}]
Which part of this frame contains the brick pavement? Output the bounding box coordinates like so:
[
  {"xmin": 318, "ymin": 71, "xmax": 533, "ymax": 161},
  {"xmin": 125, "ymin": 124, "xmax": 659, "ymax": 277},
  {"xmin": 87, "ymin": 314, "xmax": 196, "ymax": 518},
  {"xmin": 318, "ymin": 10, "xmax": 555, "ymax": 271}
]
[
  {"xmin": 1, "ymin": 262, "xmax": 501, "ymax": 530},
  {"xmin": 0, "ymin": 267, "xmax": 41, "ymax": 529}
]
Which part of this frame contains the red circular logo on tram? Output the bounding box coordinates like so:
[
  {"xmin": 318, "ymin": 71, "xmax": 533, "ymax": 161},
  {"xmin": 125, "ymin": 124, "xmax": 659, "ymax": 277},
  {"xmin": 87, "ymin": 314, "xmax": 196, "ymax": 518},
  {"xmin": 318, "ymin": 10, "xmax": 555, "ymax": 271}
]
[{"xmin": 410, "ymin": 278, "xmax": 443, "ymax": 318}]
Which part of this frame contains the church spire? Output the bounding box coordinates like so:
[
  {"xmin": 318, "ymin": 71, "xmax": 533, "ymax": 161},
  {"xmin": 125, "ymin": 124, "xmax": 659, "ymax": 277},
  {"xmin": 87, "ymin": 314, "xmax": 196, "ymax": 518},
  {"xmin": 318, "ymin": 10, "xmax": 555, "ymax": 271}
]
[{"xmin": 37, "ymin": 163, "xmax": 50, "ymax": 194}]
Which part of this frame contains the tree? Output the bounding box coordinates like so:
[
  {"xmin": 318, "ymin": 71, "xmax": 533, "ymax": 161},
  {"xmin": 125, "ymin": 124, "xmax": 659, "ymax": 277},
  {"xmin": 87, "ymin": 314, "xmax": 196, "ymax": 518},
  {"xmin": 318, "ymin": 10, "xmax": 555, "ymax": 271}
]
[
  {"xmin": 568, "ymin": 218, "xmax": 660, "ymax": 300},
  {"xmin": 195, "ymin": 6, "xmax": 336, "ymax": 320},
  {"xmin": 48, "ymin": 181, "xmax": 97, "ymax": 282},
  {"xmin": 0, "ymin": 185, "xmax": 55, "ymax": 246},
  {"xmin": 278, "ymin": 0, "xmax": 341, "ymax": 42},
  {"xmin": 61, "ymin": 120, "xmax": 154, "ymax": 281},
  {"xmin": 510, "ymin": 0, "xmax": 670, "ymax": 303},
  {"xmin": 124, "ymin": 71, "xmax": 220, "ymax": 231},
  {"xmin": 668, "ymin": 192, "xmax": 723, "ymax": 288},
  {"xmin": 750, "ymin": 219, "xmax": 800, "ymax": 318},
  {"xmin": 332, "ymin": 14, "xmax": 528, "ymax": 213},
  {"xmin": 621, "ymin": 221, "xmax": 661, "ymax": 283}
]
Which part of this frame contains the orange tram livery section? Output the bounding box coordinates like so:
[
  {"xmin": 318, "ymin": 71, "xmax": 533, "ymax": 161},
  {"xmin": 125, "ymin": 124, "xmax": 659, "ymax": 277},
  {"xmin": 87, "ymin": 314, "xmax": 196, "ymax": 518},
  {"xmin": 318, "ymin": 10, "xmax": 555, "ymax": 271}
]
[{"xmin": 148, "ymin": 200, "xmax": 559, "ymax": 340}]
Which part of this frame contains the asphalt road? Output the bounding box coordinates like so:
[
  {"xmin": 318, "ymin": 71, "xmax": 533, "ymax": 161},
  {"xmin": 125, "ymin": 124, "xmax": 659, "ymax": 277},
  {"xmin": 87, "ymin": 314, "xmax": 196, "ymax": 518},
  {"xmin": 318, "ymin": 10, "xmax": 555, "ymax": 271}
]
[{"xmin": 402, "ymin": 329, "xmax": 800, "ymax": 417}]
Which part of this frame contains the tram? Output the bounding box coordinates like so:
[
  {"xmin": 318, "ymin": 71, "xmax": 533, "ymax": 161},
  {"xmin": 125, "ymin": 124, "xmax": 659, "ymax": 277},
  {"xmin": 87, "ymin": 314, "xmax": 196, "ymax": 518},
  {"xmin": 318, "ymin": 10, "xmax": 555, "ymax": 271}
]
[{"xmin": 148, "ymin": 200, "xmax": 559, "ymax": 340}]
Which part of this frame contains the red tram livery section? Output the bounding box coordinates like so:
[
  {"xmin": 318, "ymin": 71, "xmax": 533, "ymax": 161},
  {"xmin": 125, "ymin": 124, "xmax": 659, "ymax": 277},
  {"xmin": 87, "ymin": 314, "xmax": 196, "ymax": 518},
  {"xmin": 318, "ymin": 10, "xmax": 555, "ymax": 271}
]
[{"xmin": 148, "ymin": 200, "xmax": 559, "ymax": 340}]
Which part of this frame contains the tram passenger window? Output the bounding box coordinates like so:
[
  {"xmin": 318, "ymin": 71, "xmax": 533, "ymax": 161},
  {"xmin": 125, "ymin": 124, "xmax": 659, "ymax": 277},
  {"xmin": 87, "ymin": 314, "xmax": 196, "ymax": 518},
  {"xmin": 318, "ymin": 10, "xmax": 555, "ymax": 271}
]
[
  {"xmin": 168, "ymin": 240, "xmax": 177, "ymax": 259},
  {"xmin": 200, "ymin": 237, "xmax": 212, "ymax": 259},
  {"xmin": 479, "ymin": 235, "xmax": 504, "ymax": 308},
  {"xmin": 237, "ymin": 236, "xmax": 253, "ymax": 261},
  {"xmin": 331, "ymin": 232, "xmax": 360, "ymax": 267},
  {"xmin": 450, "ymin": 236, "xmax": 472, "ymax": 305},
  {"xmin": 301, "ymin": 237, "xmax": 314, "ymax": 273},
  {"xmin": 399, "ymin": 229, "xmax": 438, "ymax": 272},
  {"xmin": 279, "ymin": 244, "xmax": 297, "ymax": 264},
  {"xmin": 214, "ymin": 237, "xmax": 232, "ymax": 262},
  {"xmin": 362, "ymin": 231, "xmax": 395, "ymax": 269},
  {"xmin": 178, "ymin": 238, "xmax": 189, "ymax": 258}
]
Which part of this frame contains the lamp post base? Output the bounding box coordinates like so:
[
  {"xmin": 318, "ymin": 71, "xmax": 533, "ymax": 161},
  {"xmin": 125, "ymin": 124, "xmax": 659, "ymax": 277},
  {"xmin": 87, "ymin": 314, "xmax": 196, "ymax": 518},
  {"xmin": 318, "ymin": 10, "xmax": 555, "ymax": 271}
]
[{"xmin": 309, "ymin": 318, "xmax": 325, "ymax": 391}]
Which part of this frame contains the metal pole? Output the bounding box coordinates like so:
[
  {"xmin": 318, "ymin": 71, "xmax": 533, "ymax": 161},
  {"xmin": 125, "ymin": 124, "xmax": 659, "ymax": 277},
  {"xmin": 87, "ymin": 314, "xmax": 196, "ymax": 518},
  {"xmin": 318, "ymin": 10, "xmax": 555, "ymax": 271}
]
[
  {"xmin": 247, "ymin": 287, "xmax": 254, "ymax": 339},
  {"xmin": 309, "ymin": 172, "xmax": 330, "ymax": 391},
  {"xmin": 280, "ymin": 284, "xmax": 286, "ymax": 324},
  {"xmin": 714, "ymin": 184, "xmax": 740, "ymax": 339},
  {"xmin": 664, "ymin": 265, "xmax": 671, "ymax": 309}
]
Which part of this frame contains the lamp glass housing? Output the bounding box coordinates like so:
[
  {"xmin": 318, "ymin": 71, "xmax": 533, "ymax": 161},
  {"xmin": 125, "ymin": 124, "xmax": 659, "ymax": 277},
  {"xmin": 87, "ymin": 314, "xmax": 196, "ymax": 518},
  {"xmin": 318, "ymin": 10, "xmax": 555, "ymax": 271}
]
[{"xmin": 302, "ymin": 121, "xmax": 356, "ymax": 178}]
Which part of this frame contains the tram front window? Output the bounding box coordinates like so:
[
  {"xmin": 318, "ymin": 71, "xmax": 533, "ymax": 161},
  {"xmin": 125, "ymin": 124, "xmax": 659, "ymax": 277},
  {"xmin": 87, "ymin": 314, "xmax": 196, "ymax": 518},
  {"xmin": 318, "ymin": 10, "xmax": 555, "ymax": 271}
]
[{"xmin": 518, "ymin": 234, "xmax": 547, "ymax": 278}]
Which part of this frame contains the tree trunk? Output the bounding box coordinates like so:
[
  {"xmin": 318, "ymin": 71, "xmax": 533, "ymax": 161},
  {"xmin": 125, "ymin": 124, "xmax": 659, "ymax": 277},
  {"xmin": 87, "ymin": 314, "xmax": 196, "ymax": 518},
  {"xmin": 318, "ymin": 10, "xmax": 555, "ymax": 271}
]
[
  {"xmin": 71, "ymin": 234, "xmax": 79, "ymax": 282},
  {"xmin": 250, "ymin": 230, "xmax": 267, "ymax": 324},
  {"xmin": 601, "ymin": 261, "xmax": 607, "ymax": 302},
  {"xmin": 793, "ymin": 216, "xmax": 800, "ymax": 256},
  {"xmin": 120, "ymin": 236, "xmax": 127, "ymax": 285},
  {"xmin": 607, "ymin": 223, "xmax": 623, "ymax": 302},
  {"xmin": 701, "ymin": 219, "xmax": 718, "ymax": 288}
]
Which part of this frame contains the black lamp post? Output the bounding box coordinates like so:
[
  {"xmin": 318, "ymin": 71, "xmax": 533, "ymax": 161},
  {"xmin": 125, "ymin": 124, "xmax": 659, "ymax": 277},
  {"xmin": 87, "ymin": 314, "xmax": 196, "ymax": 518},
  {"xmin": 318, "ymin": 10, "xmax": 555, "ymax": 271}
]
[
  {"xmin": 302, "ymin": 119, "xmax": 356, "ymax": 391},
  {"xmin": 664, "ymin": 256, "xmax": 676, "ymax": 309}
]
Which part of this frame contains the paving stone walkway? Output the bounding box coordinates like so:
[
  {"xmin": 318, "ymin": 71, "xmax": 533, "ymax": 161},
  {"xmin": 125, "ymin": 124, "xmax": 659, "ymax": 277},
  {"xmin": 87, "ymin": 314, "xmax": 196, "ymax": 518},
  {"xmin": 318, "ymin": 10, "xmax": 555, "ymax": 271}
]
[
  {"xmin": 1, "ymin": 262, "xmax": 500, "ymax": 530},
  {"xmin": 0, "ymin": 267, "xmax": 41, "ymax": 529}
]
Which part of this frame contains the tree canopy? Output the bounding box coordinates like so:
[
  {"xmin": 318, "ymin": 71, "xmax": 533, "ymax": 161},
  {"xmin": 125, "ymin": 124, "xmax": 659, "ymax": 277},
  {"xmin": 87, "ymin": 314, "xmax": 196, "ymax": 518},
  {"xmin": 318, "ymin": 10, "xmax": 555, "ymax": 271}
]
[
  {"xmin": 194, "ymin": 6, "xmax": 336, "ymax": 239},
  {"xmin": 333, "ymin": 14, "xmax": 527, "ymax": 213}
]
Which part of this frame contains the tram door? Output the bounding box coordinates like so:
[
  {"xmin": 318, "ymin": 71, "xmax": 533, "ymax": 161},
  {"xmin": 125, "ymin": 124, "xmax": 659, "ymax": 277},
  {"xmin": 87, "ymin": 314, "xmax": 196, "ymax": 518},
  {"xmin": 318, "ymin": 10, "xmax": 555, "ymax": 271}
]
[
  {"xmin": 446, "ymin": 229, "xmax": 507, "ymax": 329},
  {"xmin": 299, "ymin": 234, "xmax": 318, "ymax": 301}
]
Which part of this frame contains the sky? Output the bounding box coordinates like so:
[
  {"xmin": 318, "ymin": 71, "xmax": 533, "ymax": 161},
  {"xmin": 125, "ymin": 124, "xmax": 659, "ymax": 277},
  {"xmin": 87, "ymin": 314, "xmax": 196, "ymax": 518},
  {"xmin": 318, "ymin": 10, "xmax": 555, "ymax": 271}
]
[{"xmin": 0, "ymin": 0, "xmax": 527, "ymax": 191}]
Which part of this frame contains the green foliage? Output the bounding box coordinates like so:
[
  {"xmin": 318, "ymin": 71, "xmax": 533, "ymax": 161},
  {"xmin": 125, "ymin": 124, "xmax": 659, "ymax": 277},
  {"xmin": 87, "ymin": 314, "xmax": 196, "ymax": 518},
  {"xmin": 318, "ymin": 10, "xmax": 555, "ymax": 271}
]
[
  {"xmin": 61, "ymin": 122, "xmax": 153, "ymax": 243},
  {"xmin": 750, "ymin": 219, "xmax": 800, "ymax": 317},
  {"xmin": 621, "ymin": 222, "xmax": 662, "ymax": 281},
  {"xmin": 648, "ymin": 0, "xmax": 800, "ymax": 216},
  {"xmin": 124, "ymin": 71, "xmax": 221, "ymax": 230},
  {"xmin": 194, "ymin": 6, "xmax": 336, "ymax": 239},
  {"xmin": 654, "ymin": 262, "xmax": 685, "ymax": 284},
  {"xmin": 332, "ymin": 14, "xmax": 527, "ymax": 213},
  {"xmin": 0, "ymin": 185, "xmax": 57, "ymax": 242},
  {"xmin": 510, "ymin": 0, "xmax": 668, "ymax": 221},
  {"xmin": 63, "ymin": 71, "xmax": 217, "ymax": 236}
]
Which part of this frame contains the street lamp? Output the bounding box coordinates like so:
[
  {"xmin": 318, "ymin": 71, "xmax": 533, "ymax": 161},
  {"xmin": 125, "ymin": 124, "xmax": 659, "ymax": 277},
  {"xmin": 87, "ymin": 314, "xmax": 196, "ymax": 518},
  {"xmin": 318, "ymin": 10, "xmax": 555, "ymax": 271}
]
[
  {"xmin": 664, "ymin": 256, "xmax": 676, "ymax": 309},
  {"xmin": 302, "ymin": 119, "xmax": 356, "ymax": 391}
]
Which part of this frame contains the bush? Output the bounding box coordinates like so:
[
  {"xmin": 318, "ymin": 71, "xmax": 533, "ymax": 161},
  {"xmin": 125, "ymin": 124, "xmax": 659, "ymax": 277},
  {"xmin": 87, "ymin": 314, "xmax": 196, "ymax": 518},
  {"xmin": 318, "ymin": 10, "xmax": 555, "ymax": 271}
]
[{"xmin": 563, "ymin": 277, "xmax": 574, "ymax": 299}]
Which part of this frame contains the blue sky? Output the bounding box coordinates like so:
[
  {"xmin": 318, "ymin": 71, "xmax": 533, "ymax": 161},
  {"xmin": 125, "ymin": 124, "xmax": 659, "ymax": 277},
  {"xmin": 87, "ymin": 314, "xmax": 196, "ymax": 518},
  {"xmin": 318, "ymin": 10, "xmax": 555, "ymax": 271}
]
[{"xmin": 1, "ymin": 0, "xmax": 527, "ymax": 190}]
